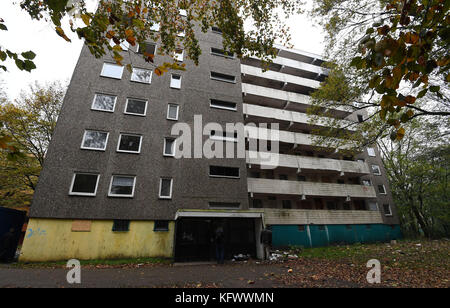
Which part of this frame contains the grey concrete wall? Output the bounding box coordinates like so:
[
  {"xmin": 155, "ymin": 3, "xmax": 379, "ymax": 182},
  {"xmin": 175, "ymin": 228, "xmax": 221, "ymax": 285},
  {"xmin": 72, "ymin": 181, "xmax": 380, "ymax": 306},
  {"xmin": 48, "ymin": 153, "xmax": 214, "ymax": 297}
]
[{"xmin": 30, "ymin": 28, "xmax": 249, "ymax": 220}]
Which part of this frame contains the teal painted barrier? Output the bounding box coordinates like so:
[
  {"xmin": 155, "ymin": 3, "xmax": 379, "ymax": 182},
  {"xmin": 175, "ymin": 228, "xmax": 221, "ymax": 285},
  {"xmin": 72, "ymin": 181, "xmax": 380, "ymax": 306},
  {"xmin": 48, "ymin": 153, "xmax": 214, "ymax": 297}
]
[{"xmin": 271, "ymin": 224, "xmax": 402, "ymax": 248}]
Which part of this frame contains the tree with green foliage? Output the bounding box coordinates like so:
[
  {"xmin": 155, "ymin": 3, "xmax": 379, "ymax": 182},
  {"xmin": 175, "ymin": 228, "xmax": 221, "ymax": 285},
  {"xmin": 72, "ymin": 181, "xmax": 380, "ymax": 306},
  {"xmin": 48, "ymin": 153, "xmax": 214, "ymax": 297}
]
[
  {"xmin": 0, "ymin": 81, "xmax": 65, "ymax": 208},
  {"xmin": 307, "ymin": 0, "xmax": 449, "ymax": 151},
  {"xmin": 378, "ymin": 118, "xmax": 450, "ymax": 238},
  {"xmin": 1, "ymin": 0, "xmax": 302, "ymax": 74}
]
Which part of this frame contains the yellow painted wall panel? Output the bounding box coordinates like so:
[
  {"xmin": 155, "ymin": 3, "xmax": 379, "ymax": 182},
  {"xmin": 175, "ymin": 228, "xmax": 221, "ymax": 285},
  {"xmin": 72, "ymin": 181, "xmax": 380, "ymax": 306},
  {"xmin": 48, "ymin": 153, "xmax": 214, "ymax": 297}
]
[{"xmin": 20, "ymin": 219, "xmax": 174, "ymax": 262}]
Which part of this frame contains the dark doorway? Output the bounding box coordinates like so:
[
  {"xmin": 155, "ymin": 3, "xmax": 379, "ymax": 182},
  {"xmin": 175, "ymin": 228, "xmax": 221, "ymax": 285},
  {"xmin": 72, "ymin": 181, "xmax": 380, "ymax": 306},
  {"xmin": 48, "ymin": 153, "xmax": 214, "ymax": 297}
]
[
  {"xmin": 0, "ymin": 207, "xmax": 26, "ymax": 263},
  {"xmin": 175, "ymin": 218, "xmax": 256, "ymax": 262}
]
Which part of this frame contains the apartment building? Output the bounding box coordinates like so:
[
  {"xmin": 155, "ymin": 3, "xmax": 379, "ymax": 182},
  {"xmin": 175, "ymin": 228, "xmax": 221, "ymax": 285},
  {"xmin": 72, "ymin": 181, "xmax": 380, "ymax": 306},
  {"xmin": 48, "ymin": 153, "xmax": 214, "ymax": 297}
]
[{"xmin": 20, "ymin": 23, "xmax": 401, "ymax": 262}]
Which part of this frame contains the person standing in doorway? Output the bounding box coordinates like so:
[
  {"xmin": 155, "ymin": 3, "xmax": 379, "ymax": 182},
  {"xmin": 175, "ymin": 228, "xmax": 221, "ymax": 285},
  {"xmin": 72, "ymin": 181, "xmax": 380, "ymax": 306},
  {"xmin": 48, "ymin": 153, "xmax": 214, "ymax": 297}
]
[{"xmin": 214, "ymin": 226, "xmax": 225, "ymax": 264}]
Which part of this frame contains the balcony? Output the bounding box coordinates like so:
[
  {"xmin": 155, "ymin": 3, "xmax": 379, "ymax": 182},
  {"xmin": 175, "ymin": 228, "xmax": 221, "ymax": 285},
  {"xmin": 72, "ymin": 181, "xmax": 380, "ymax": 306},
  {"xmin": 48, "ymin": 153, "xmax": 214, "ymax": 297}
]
[
  {"xmin": 247, "ymin": 178, "xmax": 377, "ymax": 199},
  {"xmin": 241, "ymin": 64, "xmax": 320, "ymax": 95},
  {"xmin": 246, "ymin": 151, "xmax": 370, "ymax": 176},
  {"xmin": 243, "ymin": 104, "xmax": 354, "ymax": 132},
  {"xmin": 242, "ymin": 83, "xmax": 352, "ymax": 118},
  {"xmin": 262, "ymin": 208, "xmax": 383, "ymax": 225}
]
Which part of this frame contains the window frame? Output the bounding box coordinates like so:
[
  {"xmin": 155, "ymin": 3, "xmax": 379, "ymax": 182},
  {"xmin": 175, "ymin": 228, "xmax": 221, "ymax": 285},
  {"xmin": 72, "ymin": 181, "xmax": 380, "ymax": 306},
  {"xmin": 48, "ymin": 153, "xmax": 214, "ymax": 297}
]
[
  {"xmin": 108, "ymin": 175, "xmax": 136, "ymax": 198},
  {"xmin": 383, "ymin": 204, "xmax": 393, "ymax": 216},
  {"xmin": 159, "ymin": 177, "xmax": 173, "ymax": 199},
  {"xmin": 137, "ymin": 42, "xmax": 157, "ymax": 55},
  {"xmin": 210, "ymin": 71, "xmax": 236, "ymax": 83},
  {"xmin": 80, "ymin": 130, "xmax": 109, "ymax": 151},
  {"xmin": 69, "ymin": 173, "xmax": 100, "ymax": 197},
  {"xmin": 163, "ymin": 137, "xmax": 176, "ymax": 157},
  {"xmin": 154, "ymin": 220, "xmax": 170, "ymax": 231},
  {"xmin": 211, "ymin": 26, "xmax": 223, "ymax": 34},
  {"xmin": 117, "ymin": 133, "xmax": 143, "ymax": 154},
  {"xmin": 91, "ymin": 93, "xmax": 117, "ymax": 113},
  {"xmin": 210, "ymin": 47, "xmax": 235, "ymax": 59},
  {"xmin": 100, "ymin": 62, "xmax": 124, "ymax": 79},
  {"xmin": 112, "ymin": 219, "xmax": 130, "ymax": 232},
  {"xmin": 174, "ymin": 49, "xmax": 184, "ymax": 62},
  {"xmin": 167, "ymin": 104, "xmax": 179, "ymax": 121},
  {"xmin": 378, "ymin": 184, "xmax": 387, "ymax": 195},
  {"xmin": 367, "ymin": 147, "xmax": 376, "ymax": 157},
  {"xmin": 170, "ymin": 74, "xmax": 182, "ymax": 89},
  {"xmin": 124, "ymin": 98, "xmax": 148, "ymax": 116},
  {"xmin": 210, "ymin": 99, "xmax": 237, "ymax": 111},
  {"xmin": 210, "ymin": 130, "xmax": 238, "ymax": 143},
  {"xmin": 209, "ymin": 166, "xmax": 240, "ymax": 179},
  {"xmin": 371, "ymin": 164, "xmax": 382, "ymax": 175},
  {"xmin": 130, "ymin": 67, "xmax": 153, "ymax": 84}
]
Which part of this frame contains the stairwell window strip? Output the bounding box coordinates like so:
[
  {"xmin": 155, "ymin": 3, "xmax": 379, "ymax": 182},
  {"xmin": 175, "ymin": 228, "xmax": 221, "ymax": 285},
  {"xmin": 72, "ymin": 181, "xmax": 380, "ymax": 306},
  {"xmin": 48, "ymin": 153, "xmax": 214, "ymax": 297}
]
[
  {"xmin": 69, "ymin": 173, "xmax": 100, "ymax": 196},
  {"xmin": 108, "ymin": 175, "xmax": 136, "ymax": 197},
  {"xmin": 81, "ymin": 130, "xmax": 109, "ymax": 151},
  {"xmin": 209, "ymin": 166, "xmax": 240, "ymax": 179},
  {"xmin": 100, "ymin": 62, "xmax": 124, "ymax": 79},
  {"xmin": 210, "ymin": 71, "xmax": 236, "ymax": 83},
  {"xmin": 91, "ymin": 93, "xmax": 117, "ymax": 112},
  {"xmin": 210, "ymin": 99, "xmax": 237, "ymax": 111}
]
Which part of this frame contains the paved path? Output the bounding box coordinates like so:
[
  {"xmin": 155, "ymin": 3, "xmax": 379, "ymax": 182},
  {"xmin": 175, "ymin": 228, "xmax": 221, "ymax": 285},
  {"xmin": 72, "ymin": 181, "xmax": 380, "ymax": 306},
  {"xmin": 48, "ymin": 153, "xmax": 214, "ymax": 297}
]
[{"xmin": 0, "ymin": 262, "xmax": 289, "ymax": 288}]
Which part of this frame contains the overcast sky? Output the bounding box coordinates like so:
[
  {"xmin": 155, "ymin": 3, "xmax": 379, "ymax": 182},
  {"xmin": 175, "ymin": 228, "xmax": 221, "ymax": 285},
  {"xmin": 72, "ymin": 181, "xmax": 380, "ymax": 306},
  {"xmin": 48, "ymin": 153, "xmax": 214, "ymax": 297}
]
[{"xmin": 0, "ymin": 1, "xmax": 325, "ymax": 100}]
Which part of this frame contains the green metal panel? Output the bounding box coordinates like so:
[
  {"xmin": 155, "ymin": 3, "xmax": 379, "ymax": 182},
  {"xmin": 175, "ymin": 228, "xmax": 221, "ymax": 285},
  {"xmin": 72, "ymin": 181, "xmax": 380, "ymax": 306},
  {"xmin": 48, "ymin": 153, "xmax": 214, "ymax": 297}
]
[{"xmin": 271, "ymin": 224, "xmax": 402, "ymax": 248}]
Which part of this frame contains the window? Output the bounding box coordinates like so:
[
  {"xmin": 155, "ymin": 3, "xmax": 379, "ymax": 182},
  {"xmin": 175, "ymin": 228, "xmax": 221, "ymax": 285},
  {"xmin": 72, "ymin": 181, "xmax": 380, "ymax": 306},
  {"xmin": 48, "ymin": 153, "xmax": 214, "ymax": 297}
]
[
  {"xmin": 131, "ymin": 67, "xmax": 152, "ymax": 83},
  {"xmin": 109, "ymin": 175, "xmax": 136, "ymax": 197},
  {"xmin": 137, "ymin": 42, "xmax": 156, "ymax": 55},
  {"xmin": 109, "ymin": 39, "xmax": 129, "ymax": 51},
  {"xmin": 210, "ymin": 48, "xmax": 234, "ymax": 58},
  {"xmin": 117, "ymin": 134, "xmax": 142, "ymax": 153},
  {"xmin": 251, "ymin": 199, "xmax": 263, "ymax": 208},
  {"xmin": 124, "ymin": 98, "xmax": 147, "ymax": 116},
  {"xmin": 378, "ymin": 184, "xmax": 387, "ymax": 194},
  {"xmin": 211, "ymin": 26, "xmax": 222, "ymax": 33},
  {"xmin": 177, "ymin": 28, "xmax": 185, "ymax": 37},
  {"xmin": 167, "ymin": 104, "xmax": 179, "ymax": 120},
  {"xmin": 159, "ymin": 178, "xmax": 173, "ymax": 199},
  {"xmin": 69, "ymin": 173, "xmax": 100, "ymax": 196},
  {"xmin": 209, "ymin": 202, "xmax": 241, "ymax": 209},
  {"xmin": 154, "ymin": 220, "xmax": 169, "ymax": 231},
  {"xmin": 282, "ymin": 200, "xmax": 292, "ymax": 209},
  {"xmin": 383, "ymin": 204, "xmax": 392, "ymax": 216},
  {"xmin": 163, "ymin": 138, "xmax": 176, "ymax": 157},
  {"xmin": 170, "ymin": 74, "xmax": 182, "ymax": 89},
  {"xmin": 179, "ymin": 9, "xmax": 187, "ymax": 16},
  {"xmin": 279, "ymin": 174, "xmax": 288, "ymax": 180},
  {"xmin": 112, "ymin": 220, "xmax": 130, "ymax": 232},
  {"xmin": 357, "ymin": 114, "xmax": 364, "ymax": 122},
  {"xmin": 337, "ymin": 179, "xmax": 345, "ymax": 184},
  {"xmin": 368, "ymin": 202, "xmax": 378, "ymax": 211},
  {"xmin": 91, "ymin": 93, "xmax": 117, "ymax": 112},
  {"xmin": 210, "ymin": 99, "xmax": 237, "ymax": 111},
  {"xmin": 81, "ymin": 130, "xmax": 109, "ymax": 151},
  {"xmin": 362, "ymin": 179, "xmax": 372, "ymax": 186},
  {"xmin": 174, "ymin": 49, "xmax": 184, "ymax": 62},
  {"xmin": 367, "ymin": 147, "xmax": 376, "ymax": 157},
  {"xmin": 149, "ymin": 21, "xmax": 160, "ymax": 32},
  {"xmin": 297, "ymin": 175, "xmax": 306, "ymax": 181},
  {"xmin": 210, "ymin": 130, "xmax": 238, "ymax": 142},
  {"xmin": 371, "ymin": 165, "xmax": 381, "ymax": 175},
  {"xmin": 210, "ymin": 71, "xmax": 236, "ymax": 83},
  {"xmin": 209, "ymin": 166, "xmax": 240, "ymax": 178},
  {"xmin": 101, "ymin": 63, "xmax": 124, "ymax": 79},
  {"xmin": 326, "ymin": 201, "xmax": 337, "ymax": 210}
]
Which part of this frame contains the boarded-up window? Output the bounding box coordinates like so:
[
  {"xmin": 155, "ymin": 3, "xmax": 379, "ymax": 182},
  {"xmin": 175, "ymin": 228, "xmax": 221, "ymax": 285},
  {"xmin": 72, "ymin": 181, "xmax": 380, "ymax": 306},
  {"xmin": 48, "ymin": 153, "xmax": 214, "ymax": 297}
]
[{"xmin": 71, "ymin": 220, "xmax": 92, "ymax": 232}]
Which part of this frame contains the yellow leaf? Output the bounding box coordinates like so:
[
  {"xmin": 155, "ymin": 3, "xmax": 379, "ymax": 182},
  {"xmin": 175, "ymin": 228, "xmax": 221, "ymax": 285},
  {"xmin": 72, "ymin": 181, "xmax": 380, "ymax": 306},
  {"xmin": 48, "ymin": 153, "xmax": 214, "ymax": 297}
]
[
  {"xmin": 81, "ymin": 14, "xmax": 91, "ymax": 26},
  {"xmin": 55, "ymin": 27, "xmax": 71, "ymax": 42}
]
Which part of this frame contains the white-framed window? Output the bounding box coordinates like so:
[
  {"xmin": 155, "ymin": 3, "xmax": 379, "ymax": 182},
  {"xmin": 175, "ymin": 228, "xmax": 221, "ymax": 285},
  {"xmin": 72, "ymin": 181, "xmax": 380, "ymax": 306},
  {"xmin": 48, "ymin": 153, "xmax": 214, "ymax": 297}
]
[
  {"xmin": 100, "ymin": 62, "xmax": 124, "ymax": 79},
  {"xmin": 170, "ymin": 74, "xmax": 182, "ymax": 89},
  {"xmin": 81, "ymin": 130, "xmax": 109, "ymax": 151},
  {"xmin": 124, "ymin": 98, "xmax": 147, "ymax": 116},
  {"xmin": 210, "ymin": 130, "xmax": 238, "ymax": 142},
  {"xmin": 179, "ymin": 9, "xmax": 187, "ymax": 16},
  {"xmin": 210, "ymin": 99, "xmax": 237, "ymax": 111},
  {"xmin": 91, "ymin": 93, "xmax": 117, "ymax": 112},
  {"xmin": 383, "ymin": 204, "xmax": 392, "ymax": 216},
  {"xmin": 368, "ymin": 202, "xmax": 379, "ymax": 211},
  {"xmin": 108, "ymin": 175, "xmax": 136, "ymax": 198},
  {"xmin": 174, "ymin": 49, "xmax": 184, "ymax": 62},
  {"xmin": 69, "ymin": 173, "xmax": 100, "ymax": 196},
  {"xmin": 371, "ymin": 164, "xmax": 381, "ymax": 175},
  {"xmin": 159, "ymin": 178, "xmax": 173, "ymax": 199},
  {"xmin": 131, "ymin": 67, "xmax": 152, "ymax": 84},
  {"xmin": 209, "ymin": 166, "xmax": 240, "ymax": 179},
  {"xmin": 167, "ymin": 104, "xmax": 179, "ymax": 121},
  {"xmin": 117, "ymin": 134, "xmax": 142, "ymax": 153},
  {"xmin": 378, "ymin": 184, "xmax": 387, "ymax": 194},
  {"xmin": 210, "ymin": 71, "xmax": 236, "ymax": 83},
  {"xmin": 163, "ymin": 138, "xmax": 176, "ymax": 157},
  {"xmin": 367, "ymin": 147, "xmax": 376, "ymax": 157}
]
